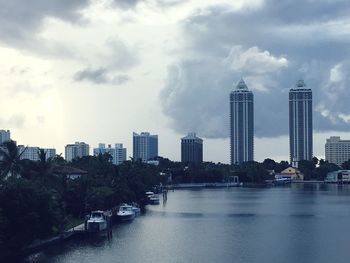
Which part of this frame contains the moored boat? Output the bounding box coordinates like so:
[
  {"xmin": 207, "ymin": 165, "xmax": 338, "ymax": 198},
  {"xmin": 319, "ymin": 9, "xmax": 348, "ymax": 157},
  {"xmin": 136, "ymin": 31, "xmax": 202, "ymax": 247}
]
[
  {"xmin": 148, "ymin": 194, "xmax": 160, "ymax": 205},
  {"xmin": 86, "ymin": 210, "xmax": 111, "ymax": 233},
  {"xmin": 117, "ymin": 204, "xmax": 136, "ymax": 221}
]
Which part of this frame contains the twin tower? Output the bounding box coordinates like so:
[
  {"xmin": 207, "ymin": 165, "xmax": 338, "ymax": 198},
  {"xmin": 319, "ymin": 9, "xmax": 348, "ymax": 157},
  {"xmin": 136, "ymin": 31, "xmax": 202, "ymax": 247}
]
[{"xmin": 230, "ymin": 79, "xmax": 313, "ymax": 165}]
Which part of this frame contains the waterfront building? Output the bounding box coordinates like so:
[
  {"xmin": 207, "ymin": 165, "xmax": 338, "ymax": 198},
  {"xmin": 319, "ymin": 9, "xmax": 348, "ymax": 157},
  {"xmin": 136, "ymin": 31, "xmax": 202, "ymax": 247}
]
[
  {"xmin": 0, "ymin": 130, "xmax": 10, "ymax": 144},
  {"xmin": 275, "ymin": 167, "xmax": 304, "ymax": 181},
  {"xmin": 18, "ymin": 145, "xmax": 56, "ymax": 161},
  {"xmin": 289, "ymin": 79, "xmax": 313, "ymax": 163},
  {"xmin": 181, "ymin": 133, "xmax": 203, "ymax": 163},
  {"xmin": 133, "ymin": 132, "xmax": 158, "ymax": 162},
  {"xmin": 230, "ymin": 78, "xmax": 254, "ymax": 165},
  {"xmin": 65, "ymin": 142, "xmax": 89, "ymax": 162},
  {"xmin": 325, "ymin": 136, "xmax": 350, "ymax": 167},
  {"xmin": 93, "ymin": 143, "xmax": 127, "ymax": 165},
  {"xmin": 325, "ymin": 170, "xmax": 350, "ymax": 183}
]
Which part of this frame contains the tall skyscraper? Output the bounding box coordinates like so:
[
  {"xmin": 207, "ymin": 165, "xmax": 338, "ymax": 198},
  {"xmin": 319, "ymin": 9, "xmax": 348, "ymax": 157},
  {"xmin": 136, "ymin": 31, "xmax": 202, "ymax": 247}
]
[
  {"xmin": 289, "ymin": 79, "xmax": 313, "ymax": 163},
  {"xmin": 230, "ymin": 78, "xmax": 254, "ymax": 165},
  {"xmin": 325, "ymin": 136, "xmax": 350, "ymax": 167},
  {"xmin": 181, "ymin": 133, "xmax": 203, "ymax": 163},
  {"xmin": 65, "ymin": 142, "xmax": 90, "ymax": 162},
  {"xmin": 133, "ymin": 132, "xmax": 158, "ymax": 162},
  {"xmin": 93, "ymin": 143, "xmax": 127, "ymax": 165}
]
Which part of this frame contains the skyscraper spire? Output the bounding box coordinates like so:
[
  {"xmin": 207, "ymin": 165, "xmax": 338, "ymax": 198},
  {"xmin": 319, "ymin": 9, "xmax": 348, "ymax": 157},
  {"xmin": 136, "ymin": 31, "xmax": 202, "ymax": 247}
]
[
  {"xmin": 296, "ymin": 79, "xmax": 306, "ymax": 88},
  {"xmin": 236, "ymin": 77, "xmax": 248, "ymax": 90}
]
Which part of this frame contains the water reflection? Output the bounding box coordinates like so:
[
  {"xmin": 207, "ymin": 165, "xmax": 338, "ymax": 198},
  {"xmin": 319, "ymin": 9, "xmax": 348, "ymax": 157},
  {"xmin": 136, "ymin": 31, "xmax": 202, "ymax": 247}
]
[{"xmin": 27, "ymin": 185, "xmax": 350, "ymax": 263}]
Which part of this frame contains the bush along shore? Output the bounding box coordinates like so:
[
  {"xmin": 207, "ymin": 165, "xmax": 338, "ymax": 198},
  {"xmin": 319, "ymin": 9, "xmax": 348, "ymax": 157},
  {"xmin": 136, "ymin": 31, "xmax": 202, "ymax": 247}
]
[{"xmin": 0, "ymin": 141, "xmax": 340, "ymax": 261}]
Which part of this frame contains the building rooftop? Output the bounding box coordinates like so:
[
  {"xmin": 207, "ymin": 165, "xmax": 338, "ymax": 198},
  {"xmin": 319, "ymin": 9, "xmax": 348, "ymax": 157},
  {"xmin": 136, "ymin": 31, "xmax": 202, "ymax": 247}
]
[
  {"xmin": 181, "ymin": 132, "xmax": 203, "ymax": 141},
  {"xmin": 236, "ymin": 78, "xmax": 248, "ymax": 90}
]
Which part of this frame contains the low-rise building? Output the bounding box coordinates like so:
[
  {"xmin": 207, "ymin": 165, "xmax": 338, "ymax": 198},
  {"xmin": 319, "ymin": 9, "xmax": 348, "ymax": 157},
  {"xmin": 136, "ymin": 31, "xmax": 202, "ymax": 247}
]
[
  {"xmin": 52, "ymin": 166, "xmax": 88, "ymax": 180},
  {"xmin": 275, "ymin": 167, "xmax": 304, "ymax": 181},
  {"xmin": 325, "ymin": 170, "xmax": 350, "ymax": 183}
]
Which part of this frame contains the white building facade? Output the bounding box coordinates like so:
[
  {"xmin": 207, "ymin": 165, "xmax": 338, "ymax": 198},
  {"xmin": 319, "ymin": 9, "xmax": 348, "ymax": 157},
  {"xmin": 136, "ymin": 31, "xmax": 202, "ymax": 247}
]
[
  {"xmin": 325, "ymin": 136, "xmax": 350, "ymax": 167},
  {"xmin": 93, "ymin": 143, "xmax": 127, "ymax": 165},
  {"xmin": 133, "ymin": 132, "xmax": 158, "ymax": 162},
  {"xmin": 65, "ymin": 142, "xmax": 90, "ymax": 162},
  {"xmin": 18, "ymin": 146, "xmax": 56, "ymax": 161}
]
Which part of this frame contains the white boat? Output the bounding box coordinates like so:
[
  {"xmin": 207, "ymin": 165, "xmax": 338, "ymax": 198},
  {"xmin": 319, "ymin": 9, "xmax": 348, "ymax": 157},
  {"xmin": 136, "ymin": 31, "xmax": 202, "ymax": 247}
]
[
  {"xmin": 117, "ymin": 204, "xmax": 136, "ymax": 221},
  {"xmin": 148, "ymin": 194, "xmax": 160, "ymax": 205},
  {"xmin": 145, "ymin": 191, "xmax": 154, "ymax": 198},
  {"xmin": 86, "ymin": 210, "xmax": 110, "ymax": 233}
]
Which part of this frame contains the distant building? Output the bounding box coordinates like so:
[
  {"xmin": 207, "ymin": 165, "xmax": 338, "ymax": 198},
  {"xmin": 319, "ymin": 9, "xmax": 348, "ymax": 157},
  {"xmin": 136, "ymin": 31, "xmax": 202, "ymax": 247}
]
[
  {"xmin": 325, "ymin": 136, "xmax": 350, "ymax": 167},
  {"xmin": 289, "ymin": 79, "xmax": 313, "ymax": 163},
  {"xmin": 65, "ymin": 142, "xmax": 89, "ymax": 162},
  {"xmin": 52, "ymin": 166, "xmax": 88, "ymax": 180},
  {"xmin": 230, "ymin": 78, "xmax": 254, "ymax": 164},
  {"xmin": 325, "ymin": 170, "xmax": 350, "ymax": 183},
  {"xmin": 133, "ymin": 132, "xmax": 158, "ymax": 162},
  {"xmin": 93, "ymin": 143, "xmax": 127, "ymax": 165},
  {"xmin": 18, "ymin": 145, "xmax": 56, "ymax": 161},
  {"xmin": 181, "ymin": 133, "xmax": 203, "ymax": 163},
  {"xmin": 0, "ymin": 130, "xmax": 10, "ymax": 144},
  {"xmin": 275, "ymin": 167, "xmax": 304, "ymax": 181}
]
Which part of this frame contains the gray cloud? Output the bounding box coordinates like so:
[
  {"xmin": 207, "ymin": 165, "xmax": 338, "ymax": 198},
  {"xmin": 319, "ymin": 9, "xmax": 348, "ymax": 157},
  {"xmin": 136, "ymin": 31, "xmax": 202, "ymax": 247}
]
[
  {"xmin": 0, "ymin": 0, "xmax": 89, "ymax": 54},
  {"xmin": 111, "ymin": 0, "xmax": 183, "ymax": 9},
  {"xmin": 160, "ymin": 0, "xmax": 350, "ymax": 138},
  {"xmin": 111, "ymin": 0, "xmax": 141, "ymax": 9},
  {"xmin": 74, "ymin": 67, "xmax": 130, "ymax": 85}
]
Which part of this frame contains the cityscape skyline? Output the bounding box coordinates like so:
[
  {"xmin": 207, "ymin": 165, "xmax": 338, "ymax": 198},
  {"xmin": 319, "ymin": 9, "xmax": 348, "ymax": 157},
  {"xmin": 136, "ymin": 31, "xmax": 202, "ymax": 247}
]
[{"xmin": 1, "ymin": 0, "xmax": 350, "ymax": 163}]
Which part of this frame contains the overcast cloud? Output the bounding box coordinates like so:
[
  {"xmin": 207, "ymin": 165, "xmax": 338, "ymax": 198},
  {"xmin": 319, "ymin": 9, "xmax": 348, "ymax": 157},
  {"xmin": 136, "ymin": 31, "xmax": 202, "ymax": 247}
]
[
  {"xmin": 1, "ymin": 0, "xmax": 350, "ymax": 162},
  {"xmin": 160, "ymin": 0, "xmax": 350, "ymax": 138}
]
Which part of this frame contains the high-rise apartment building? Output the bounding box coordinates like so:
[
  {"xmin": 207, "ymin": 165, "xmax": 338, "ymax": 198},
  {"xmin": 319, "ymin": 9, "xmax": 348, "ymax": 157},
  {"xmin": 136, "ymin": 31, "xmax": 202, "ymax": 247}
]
[
  {"xmin": 93, "ymin": 143, "xmax": 127, "ymax": 165},
  {"xmin": 18, "ymin": 146, "xmax": 56, "ymax": 161},
  {"xmin": 0, "ymin": 130, "xmax": 10, "ymax": 144},
  {"xmin": 65, "ymin": 142, "xmax": 89, "ymax": 162},
  {"xmin": 133, "ymin": 132, "xmax": 158, "ymax": 162},
  {"xmin": 325, "ymin": 136, "xmax": 350, "ymax": 167},
  {"xmin": 289, "ymin": 80, "xmax": 313, "ymax": 163},
  {"xmin": 181, "ymin": 133, "xmax": 203, "ymax": 163},
  {"xmin": 230, "ymin": 78, "xmax": 254, "ymax": 165}
]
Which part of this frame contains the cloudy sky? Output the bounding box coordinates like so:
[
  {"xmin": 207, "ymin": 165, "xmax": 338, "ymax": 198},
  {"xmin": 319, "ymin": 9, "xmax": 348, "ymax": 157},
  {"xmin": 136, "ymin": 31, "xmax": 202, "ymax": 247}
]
[{"xmin": 1, "ymin": 0, "xmax": 350, "ymax": 163}]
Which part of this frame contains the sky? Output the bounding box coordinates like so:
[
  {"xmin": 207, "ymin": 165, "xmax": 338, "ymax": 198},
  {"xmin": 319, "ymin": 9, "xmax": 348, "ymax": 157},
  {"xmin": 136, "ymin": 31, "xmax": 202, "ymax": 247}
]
[{"xmin": 1, "ymin": 0, "xmax": 350, "ymax": 163}]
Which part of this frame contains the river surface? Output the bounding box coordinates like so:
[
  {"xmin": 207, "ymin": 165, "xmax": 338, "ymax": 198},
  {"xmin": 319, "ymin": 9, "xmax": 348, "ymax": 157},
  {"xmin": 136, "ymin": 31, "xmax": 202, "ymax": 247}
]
[{"xmin": 28, "ymin": 184, "xmax": 350, "ymax": 263}]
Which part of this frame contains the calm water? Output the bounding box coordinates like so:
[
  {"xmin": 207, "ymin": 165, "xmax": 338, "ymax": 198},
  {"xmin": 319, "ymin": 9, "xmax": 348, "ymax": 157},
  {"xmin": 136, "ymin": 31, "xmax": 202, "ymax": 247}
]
[{"xmin": 29, "ymin": 184, "xmax": 350, "ymax": 263}]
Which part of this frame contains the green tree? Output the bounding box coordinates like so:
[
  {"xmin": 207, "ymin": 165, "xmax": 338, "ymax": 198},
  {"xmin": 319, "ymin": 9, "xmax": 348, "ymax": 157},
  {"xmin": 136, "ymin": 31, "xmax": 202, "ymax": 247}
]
[
  {"xmin": 341, "ymin": 159, "xmax": 350, "ymax": 169},
  {"xmin": 0, "ymin": 141, "xmax": 26, "ymax": 179},
  {"xmin": 0, "ymin": 178, "xmax": 59, "ymax": 260}
]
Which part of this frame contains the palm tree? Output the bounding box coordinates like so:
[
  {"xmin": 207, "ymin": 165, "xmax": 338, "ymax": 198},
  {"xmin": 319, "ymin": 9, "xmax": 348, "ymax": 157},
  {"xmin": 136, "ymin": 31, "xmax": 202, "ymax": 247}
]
[
  {"xmin": 34, "ymin": 149, "xmax": 54, "ymax": 186},
  {"xmin": 0, "ymin": 141, "xmax": 26, "ymax": 179}
]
